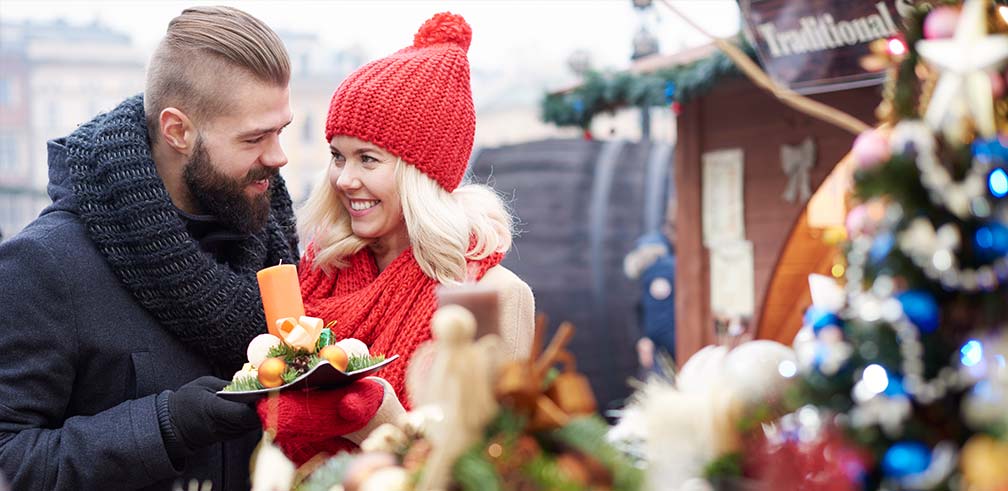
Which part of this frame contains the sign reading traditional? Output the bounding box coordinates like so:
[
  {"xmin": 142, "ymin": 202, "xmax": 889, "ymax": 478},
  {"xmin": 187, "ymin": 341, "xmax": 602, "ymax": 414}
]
[{"xmin": 739, "ymin": 0, "xmax": 907, "ymax": 93}]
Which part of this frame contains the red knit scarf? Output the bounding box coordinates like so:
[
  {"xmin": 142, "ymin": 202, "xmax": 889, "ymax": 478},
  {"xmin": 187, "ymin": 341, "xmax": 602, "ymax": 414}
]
[{"xmin": 299, "ymin": 243, "xmax": 503, "ymax": 408}]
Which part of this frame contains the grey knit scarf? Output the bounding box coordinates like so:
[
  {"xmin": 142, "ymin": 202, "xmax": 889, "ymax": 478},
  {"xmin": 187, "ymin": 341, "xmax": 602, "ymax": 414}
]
[{"xmin": 65, "ymin": 95, "xmax": 299, "ymax": 368}]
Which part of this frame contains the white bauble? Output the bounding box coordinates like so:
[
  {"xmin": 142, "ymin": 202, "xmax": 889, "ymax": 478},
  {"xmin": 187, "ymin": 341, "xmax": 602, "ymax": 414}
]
[
  {"xmin": 677, "ymin": 345, "xmax": 728, "ymax": 393},
  {"xmin": 723, "ymin": 340, "xmax": 797, "ymax": 405},
  {"xmin": 247, "ymin": 334, "xmax": 282, "ymax": 368},
  {"xmin": 336, "ymin": 338, "xmax": 370, "ymax": 358}
]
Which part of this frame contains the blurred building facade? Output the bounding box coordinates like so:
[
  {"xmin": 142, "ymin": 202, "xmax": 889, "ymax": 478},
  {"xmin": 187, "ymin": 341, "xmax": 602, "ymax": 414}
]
[
  {"xmin": 0, "ymin": 19, "xmax": 146, "ymax": 239},
  {"xmin": 0, "ymin": 17, "xmax": 674, "ymax": 241},
  {"xmin": 0, "ymin": 20, "xmax": 363, "ymax": 240}
]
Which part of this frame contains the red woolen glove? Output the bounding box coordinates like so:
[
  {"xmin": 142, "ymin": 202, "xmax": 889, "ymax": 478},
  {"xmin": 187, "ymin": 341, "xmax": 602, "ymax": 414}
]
[{"xmin": 256, "ymin": 378, "xmax": 384, "ymax": 466}]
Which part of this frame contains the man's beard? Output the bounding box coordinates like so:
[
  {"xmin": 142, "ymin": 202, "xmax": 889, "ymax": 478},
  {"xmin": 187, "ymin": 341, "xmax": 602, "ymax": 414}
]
[{"xmin": 183, "ymin": 137, "xmax": 278, "ymax": 234}]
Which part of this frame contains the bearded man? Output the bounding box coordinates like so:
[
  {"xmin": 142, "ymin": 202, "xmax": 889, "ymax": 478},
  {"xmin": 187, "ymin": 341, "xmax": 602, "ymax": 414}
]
[{"xmin": 0, "ymin": 6, "xmax": 299, "ymax": 490}]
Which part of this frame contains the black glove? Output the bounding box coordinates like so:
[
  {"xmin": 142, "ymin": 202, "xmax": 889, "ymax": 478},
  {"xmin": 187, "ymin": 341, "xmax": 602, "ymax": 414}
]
[{"xmin": 162, "ymin": 376, "xmax": 260, "ymax": 455}]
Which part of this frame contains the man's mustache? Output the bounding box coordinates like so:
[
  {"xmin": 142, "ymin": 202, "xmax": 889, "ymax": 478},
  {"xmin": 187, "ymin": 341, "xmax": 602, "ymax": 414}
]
[{"xmin": 245, "ymin": 167, "xmax": 279, "ymax": 185}]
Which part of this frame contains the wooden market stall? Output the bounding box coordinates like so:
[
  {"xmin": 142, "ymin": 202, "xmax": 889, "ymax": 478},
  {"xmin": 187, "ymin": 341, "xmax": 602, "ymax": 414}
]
[{"xmin": 673, "ymin": 78, "xmax": 877, "ymax": 361}]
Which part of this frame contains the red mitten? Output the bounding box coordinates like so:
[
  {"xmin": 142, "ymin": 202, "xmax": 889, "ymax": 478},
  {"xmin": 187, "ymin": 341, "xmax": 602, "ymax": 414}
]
[{"xmin": 256, "ymin": 378, "xmax": 385, "ymax": 465}]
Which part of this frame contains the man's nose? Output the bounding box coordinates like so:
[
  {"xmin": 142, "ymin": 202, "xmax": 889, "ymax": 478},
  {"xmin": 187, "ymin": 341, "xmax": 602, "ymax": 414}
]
[{"xmin": 261, "ymin": 136, "xmax": 287, "ymax": 168}]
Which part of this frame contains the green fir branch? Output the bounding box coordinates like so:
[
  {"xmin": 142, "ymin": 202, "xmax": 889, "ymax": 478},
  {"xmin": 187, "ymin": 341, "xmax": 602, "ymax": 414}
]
[
  {"xmin": 223, "ymin": 374, "xmax": 264, "ymax": 392},
  {"xmin": 521, "ymin": 454, "xmax": 582, "ymax": 491},
  {"xmin": 266, "ymin": 342, "xmax": 314, "ymax": 363},
  {"xmin": 550, "ymin": 416, "xmax": 644, "ymax": 491},
  {"xmin": 281, "ymin": 366, "xmax": 301, "ymax": 384},
  {"xmin": 453, "ymin": 447, "xmax": 503, "ymax": 491},
  {"xmin": 702, "ymin": 452, "xmax": 742, "ymax": 480},
  {"xmin": 346, "ymin": 354, "xmax": 386, "ymax": 372}
]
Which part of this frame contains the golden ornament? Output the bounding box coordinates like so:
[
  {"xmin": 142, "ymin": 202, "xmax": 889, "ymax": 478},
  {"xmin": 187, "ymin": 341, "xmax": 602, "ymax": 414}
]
[
  {"xmin": 961, "ymin": 434, "xmax": 1008, "ymax": 489},
  {"xmin": 319, "ymin": 344, "xmax": 349, "ymax": 372},
  {"xmin": 257, "ymin": 357, "xmax": 287, "ymax": 388}
]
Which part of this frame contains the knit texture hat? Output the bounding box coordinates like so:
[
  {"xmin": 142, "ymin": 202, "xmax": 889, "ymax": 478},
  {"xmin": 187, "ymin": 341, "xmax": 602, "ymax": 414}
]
[{"xmin": 325, "ymin": 12, "xmax": 475, "ymax": 192}]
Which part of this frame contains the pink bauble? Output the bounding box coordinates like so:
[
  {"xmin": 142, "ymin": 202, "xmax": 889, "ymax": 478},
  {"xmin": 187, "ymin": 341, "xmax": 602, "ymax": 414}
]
[
  {"xmin": 923, "ymin": 6, "xmax": 960, "ymax": 39},
  {"xmin": 852, "ymin": 129, "xmax": 890, "ymax": 170},
  {"xmin": 846, "ymin": 205, "xmax": 869, "ymax": 239},
  {"xmin": 991, "ymin": 70, "xmax": 1006, "ymax": 99}
]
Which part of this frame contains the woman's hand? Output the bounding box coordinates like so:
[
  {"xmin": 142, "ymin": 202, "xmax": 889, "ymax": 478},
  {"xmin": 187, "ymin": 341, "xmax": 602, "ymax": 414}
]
[{"xmin": 255, "ymin": 379, "xmax": 385, "ymax": 465}]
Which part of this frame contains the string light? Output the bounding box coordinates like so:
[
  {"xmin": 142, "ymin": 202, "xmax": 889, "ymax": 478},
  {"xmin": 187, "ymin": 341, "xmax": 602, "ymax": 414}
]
[
  {"xmin": 989, "ymin": 168, "xmax": 1008, "ymax": 198},
  {"xmin": 863, "ymin": 364, "xmax": 890, "ymax": 394},
  {"xmin": 887, "ymin": 37, "xmax": 907, "ymax": 56},
  {"xmin": 960, "ymin": 339, "xmax": 983, "ymax": 367}
]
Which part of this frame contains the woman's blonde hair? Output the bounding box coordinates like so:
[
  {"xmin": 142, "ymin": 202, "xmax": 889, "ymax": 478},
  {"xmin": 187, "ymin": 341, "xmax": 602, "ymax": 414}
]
[{"xmin": 299, "ymin": 158, "xmax": 513, "ymax": 285}]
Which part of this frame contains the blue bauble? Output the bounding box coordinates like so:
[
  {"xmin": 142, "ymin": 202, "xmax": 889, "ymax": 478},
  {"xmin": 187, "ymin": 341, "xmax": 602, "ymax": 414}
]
[
  {"xmin": 882, "ymin": 441, "xmax": 931, "ymax": 478},
  {"xmin": 664, "ymin": 81, "xmax": 676, "ymax": 104},
  {"xmin": 897, "ymin": 290, "xmax": 940, "ymax": 333},
  {"xmin": 869, "ymin": 232, "xmax": 895, "ymax": 264},
  {"xmin": 972, "ymin": 137, "xmax": 1008, "ymax": 165},
  {"xmin": 571, "ymin": 98, "xmax": 585, "ymax": 115},
  {"xmin": 883, "ymin": 375, "xmax": 906, "ymax": 397},
  {"xmin": 803, "ymin": 305, "xmax": 843, "ymax": 333},
  {"xmin": 974, "ymin": 222, "xmax": 1008, "ymax": 261}
]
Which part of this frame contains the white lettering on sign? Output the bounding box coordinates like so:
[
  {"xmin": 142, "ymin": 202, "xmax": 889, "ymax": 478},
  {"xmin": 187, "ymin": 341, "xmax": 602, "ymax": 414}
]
[{"xmin": 756, "ymin": 1, "xmax": 898, "ymax": 58}]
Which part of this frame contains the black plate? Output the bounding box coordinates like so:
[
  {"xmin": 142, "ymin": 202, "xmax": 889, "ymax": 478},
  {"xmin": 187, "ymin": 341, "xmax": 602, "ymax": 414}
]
[{"xmin": 216, "ymin": 355, "xmax": 399, "ymax": 403}]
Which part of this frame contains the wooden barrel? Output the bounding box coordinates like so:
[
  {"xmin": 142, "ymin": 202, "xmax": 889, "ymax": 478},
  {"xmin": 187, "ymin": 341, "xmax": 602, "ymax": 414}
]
[{"xmin": 469, "ymin": 138, "xmax": 674, "ymax": 409}]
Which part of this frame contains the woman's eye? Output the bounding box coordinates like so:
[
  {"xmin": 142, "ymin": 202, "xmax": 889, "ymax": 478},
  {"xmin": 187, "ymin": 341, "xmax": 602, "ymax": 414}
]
[
  {"xmin": 362, "ymin": 155, "xmax": 378, "ymax": 164},
  {"xmin": 330, "ymin": 153, "xmax": 345, "ymax": 166}
]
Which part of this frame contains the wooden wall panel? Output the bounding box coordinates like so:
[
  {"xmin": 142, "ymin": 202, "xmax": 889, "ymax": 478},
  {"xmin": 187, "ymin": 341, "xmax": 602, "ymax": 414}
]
[{"xmin": 674, "ymin": 77, "xmax": 878, "ymax": 362}]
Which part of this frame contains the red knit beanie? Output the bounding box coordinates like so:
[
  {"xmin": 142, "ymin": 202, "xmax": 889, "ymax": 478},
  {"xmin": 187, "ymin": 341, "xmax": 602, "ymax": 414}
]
[{"xmin": 325, "ymin": 12, "xmax": 475, "ymax": 192}]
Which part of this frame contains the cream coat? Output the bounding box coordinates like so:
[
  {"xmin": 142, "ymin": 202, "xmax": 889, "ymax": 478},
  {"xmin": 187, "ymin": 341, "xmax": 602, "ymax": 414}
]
[{"xmin": 345, "ymin": 265, "xmax": 534, "ymax": 443}]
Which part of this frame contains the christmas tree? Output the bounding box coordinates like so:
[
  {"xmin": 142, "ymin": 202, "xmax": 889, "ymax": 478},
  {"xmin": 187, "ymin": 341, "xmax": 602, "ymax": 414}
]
[{"xmin": 776, "ymin": 1, "xmax": 1008, "ymax": 490}]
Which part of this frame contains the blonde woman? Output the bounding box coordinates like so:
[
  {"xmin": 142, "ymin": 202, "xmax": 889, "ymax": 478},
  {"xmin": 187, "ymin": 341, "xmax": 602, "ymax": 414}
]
[{"xmin": 260, "ymin": 12, "xmax": 534, "ymax": 463}]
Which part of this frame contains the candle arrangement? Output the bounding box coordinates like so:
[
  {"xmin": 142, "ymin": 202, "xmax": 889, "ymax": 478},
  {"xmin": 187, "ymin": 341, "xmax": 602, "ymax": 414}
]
[{"xmin": 218, "ymin": 264, "xmax": 396, "ymax": 399}]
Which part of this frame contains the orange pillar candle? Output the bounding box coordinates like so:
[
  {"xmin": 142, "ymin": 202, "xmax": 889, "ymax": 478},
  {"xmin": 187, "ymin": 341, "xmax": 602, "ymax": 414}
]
[{"xmin": 257, "ymin": 264, "xmax": 305, "ymax": 337}]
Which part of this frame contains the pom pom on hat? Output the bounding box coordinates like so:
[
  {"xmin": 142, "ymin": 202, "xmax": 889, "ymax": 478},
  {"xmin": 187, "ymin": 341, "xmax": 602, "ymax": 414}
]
[{"xmin": 413, "ymin": 12, "xmax": 472, "ymax": 52}]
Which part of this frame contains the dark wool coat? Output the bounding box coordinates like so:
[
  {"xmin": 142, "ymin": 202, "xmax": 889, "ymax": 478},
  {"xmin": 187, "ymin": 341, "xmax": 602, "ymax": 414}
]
[{"xmin": 0, "ymin": 95, "xmax": 298, "ymax": 490}]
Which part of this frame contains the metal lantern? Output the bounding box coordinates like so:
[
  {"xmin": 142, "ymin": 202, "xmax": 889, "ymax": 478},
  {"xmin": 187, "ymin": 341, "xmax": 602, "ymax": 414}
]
[
  {"xmin": 631, "ymin": 27, "xmax": 659, "ymax": 60},
  {"xmin": 566, "ymin": 49, "xmax": 592, "ymax": 76}
]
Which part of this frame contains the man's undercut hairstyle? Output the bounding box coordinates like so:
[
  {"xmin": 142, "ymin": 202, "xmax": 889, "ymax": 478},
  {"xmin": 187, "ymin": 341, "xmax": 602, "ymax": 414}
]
[{"xmin": 144, "ymin": 6, "xmax": 290, "ymax": 139}]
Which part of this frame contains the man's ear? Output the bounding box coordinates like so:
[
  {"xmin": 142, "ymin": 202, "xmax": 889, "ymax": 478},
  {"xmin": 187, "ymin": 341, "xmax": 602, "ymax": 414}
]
[{"xmin": 159, "ymin": 108, "xmax": 196, "ymax": 155}]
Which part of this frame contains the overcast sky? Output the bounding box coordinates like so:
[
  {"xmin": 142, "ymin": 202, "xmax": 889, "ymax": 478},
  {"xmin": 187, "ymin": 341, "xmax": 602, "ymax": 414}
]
[{"xmin": 1, "ymin": 0, "xmax": 741, "ymax": 104}]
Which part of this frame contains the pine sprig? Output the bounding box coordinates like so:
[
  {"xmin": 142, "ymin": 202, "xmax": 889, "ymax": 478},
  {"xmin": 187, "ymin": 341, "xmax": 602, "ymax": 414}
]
[
  {"xmin": 521, "ymin": 454, "xmax": 583, "ymax": 491},
  {"xmin": 453, "ymin": 447, "xmax": 503, "ymax": 491},
  {"xmin": 550, "ymin": 416, "xmax": 644, "ymax": 491},
  {"xmin": 282, "ymin": 366, "xmax": 301, "ymax": 384},
  {"xmin": 266, "ymin": 343, "xmax": 314, "ymax": 363},
  {"xmin": 224, "ymin": 374, "xmax": 264, "ymax": 392},
  {"xmin": 702, "ymin": 452, "xmax": 742, "ymax": 480},
  {"xmin": 346, "ymin": 353, "xmax": 387, "ymax": 372}
]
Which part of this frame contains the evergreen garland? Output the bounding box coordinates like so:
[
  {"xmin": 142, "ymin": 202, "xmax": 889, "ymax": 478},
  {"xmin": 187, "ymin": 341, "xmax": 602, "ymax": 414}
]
[{"xmin": 540, "ymin": 35, "xmax": 755, "ymax": 129}]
